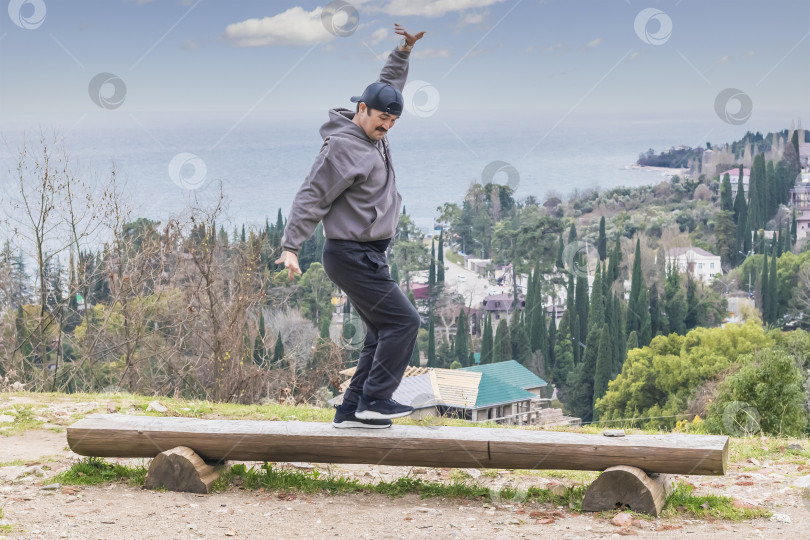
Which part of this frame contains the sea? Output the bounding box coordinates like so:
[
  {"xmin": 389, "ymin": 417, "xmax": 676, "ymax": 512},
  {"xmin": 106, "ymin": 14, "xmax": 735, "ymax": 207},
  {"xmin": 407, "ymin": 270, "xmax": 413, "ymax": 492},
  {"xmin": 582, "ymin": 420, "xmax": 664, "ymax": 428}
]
[{"xmin": 0, "ymin": 109, "xmax": 793, "ymax": 235}]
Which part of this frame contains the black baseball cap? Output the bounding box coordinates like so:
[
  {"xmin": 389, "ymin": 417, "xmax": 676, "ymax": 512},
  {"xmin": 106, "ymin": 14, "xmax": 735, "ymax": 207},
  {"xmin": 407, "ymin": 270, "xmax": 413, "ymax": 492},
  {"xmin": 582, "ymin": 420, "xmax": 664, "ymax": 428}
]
[{"xmin": 350, "ymin": 81, "xmax": 404, "ymax": 116}]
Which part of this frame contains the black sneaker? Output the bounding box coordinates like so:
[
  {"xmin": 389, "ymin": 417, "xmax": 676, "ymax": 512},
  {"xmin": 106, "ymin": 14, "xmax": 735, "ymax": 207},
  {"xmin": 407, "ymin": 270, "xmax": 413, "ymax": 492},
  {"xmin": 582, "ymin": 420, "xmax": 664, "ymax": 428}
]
[
  {"xmin": 354, "ymin": 395, "xmax": 414, "ymax": 420},
  {"xmin": 332, "ymin": 406, "xmax": 392, "ymax": 429}
]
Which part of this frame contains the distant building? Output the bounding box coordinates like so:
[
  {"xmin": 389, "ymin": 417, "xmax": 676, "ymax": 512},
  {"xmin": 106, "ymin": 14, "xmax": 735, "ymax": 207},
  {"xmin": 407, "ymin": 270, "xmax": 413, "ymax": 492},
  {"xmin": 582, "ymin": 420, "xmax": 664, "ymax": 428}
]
[
  {"xmin": 722, "ymin": 168, "xmax": 751, "ymax": 201},
  {"xmin": 465, "ymin": 258, "xmax": 491, "ymax": 276},
  {"xmin": 789, "ymin": 178, "xmax": 810, "ymax": 240},
  {"xmin": 799, "ymin": 143, "xmax": 810, "ymax": 169},
  {"xmin": 482, "ymin": 293, "xmax": 525, "ymax": 319},
  {"xmin": 665, "ymin": 247, "xmax": 722, "ymax": 284},
  {"xmin": 330, "ymin": 360, "xmax": 579, "ymax": 426}
]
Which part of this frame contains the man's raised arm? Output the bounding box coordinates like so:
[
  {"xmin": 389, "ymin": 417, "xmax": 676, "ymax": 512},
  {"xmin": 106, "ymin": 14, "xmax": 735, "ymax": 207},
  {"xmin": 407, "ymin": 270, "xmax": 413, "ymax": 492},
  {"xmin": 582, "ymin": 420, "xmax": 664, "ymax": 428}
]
[{"xmin": 377, "ymin": 24, "xmax": 426, "ymax": 92}]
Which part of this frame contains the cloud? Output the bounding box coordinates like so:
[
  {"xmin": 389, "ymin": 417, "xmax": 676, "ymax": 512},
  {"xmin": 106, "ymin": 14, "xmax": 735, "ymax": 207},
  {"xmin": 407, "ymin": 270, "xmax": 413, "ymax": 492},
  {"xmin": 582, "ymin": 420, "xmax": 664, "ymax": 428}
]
[
  {"xmin": 182, "ymin": 39, "xmax": 198, "ymax": 50},
  {"xmin": 223, "ymin": 6, "xmax": 334, "ymax": 47},
  {"xmin": 743, "ymin": 50, "xmax": 755, "ymax": 58},
  {"xmin": 381, "ymin": 0, "xmax": 507, "ymax": 17},
  {"xmin": 629, "ymin": 51, "xmax": 642, "ymax": 61},
  {"xmin": 458, "ymin": 10, "xmax": 489, "ymax": 26},
  {"xmin": 369, "ymin": 27, "xmax": 388, "ymax": 45},
  {"xmin": 542, "ymin": 42, "xmax": 563, "ymax": 52},
  {"xmin": 715, "ymin": 55, "xmax": 729, "ymax": 65},
  {"xmin": 585, "ymin": 37, "xmax": 602, "ymax": 48},
  {"xmin": 411, "ymin": 47, "xmax": 452, "ymax": 59}
]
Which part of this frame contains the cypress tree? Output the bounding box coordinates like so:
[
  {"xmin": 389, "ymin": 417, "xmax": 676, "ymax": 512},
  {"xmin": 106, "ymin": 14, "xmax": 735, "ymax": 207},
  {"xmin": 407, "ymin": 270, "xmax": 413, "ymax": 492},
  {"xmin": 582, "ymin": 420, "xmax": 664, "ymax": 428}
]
[
  {"xmin": 598, "ymin": 216, "xmax": 607, "ymax": 261},
  {"xmin": 568, "ymin": 223, "xmax": 577, "ymax": 245},
  {"xmin": 494, "ymin": 319, "xmax": 511, "ymax": 363},
  {"xmin": 766, "ymin": 159, "xmax": 777, "ymax": 218},
  {"xmin": 768, "ymin": 242, "xmax": 779, "ymax": 323},
  {"xmin": 455, "ymin": 309, "xmax": 470, "ymax": 365},
  {"xmin": 626, "ymin": 237, "xmax": 643, "ymax": 335},
  {"xmin": 589, "ymin": 263, "xmax": 605, "ymax": 331},
  {"xmin": 428, "ymin": 239, "xmax": 436, "ymax": 292},
  {"xmin": 638, "ymin": 284, "xmax": 652, "ymax": 346},
  {"xmin": 410, "ymin": 339, "xmax": 421, "ymax": 366},
  {"xmin": 437, "ymin": 229, "xmax": 445, "ymax": 283},
  {"xmin": 568, "ymin": 325, "xmax": 600, "ymax": 422},
  {"xmin": 720, "ymin": 173, "xmax": 734, "ymax": 212},
  {"xmin": 685, "ymin": 274, "xmax": 699, "ymax": 331},
  {"xmin": 481, "ymin": 313, "xmax": 494, "ymax": 364},
  {"xmin": 626, "ymin": 330, "xmax": 639, "ymax": 351},
  {"xmin": 546, "ymin": 305, "xmax": 557, "ymax": 373},
  {"xmin": 427, "ymin": 314, "xmax": 436, "ymax": 367},
  {"xmin": 556, "ymin": 232, "xmax": 565, "ymax": 269},
  {"xmin": 253, "ymin": 311, "xmax": 267, "ymax": 366},
  {"xmin": 272, "ymin": 331, "xmax": 285, "ymax": 366},
  {"xmin": 748, "ymin": 153, "xmax": 766, "ymax": 230},
  {"xmin": 791, "ymin": 207, "xmax": 798, "ymax": 247},
  {"xmin": 734, "ymin": 167, "xmax": 749, "ymax": 262},
  {"xmin": 592, "ymin": 323, "xmax": 613, "ymax": 408},
  {"xmin": 649, "ymin": 282, "xmax": 661, "ymax": 337},
  {"xmin": 552, "ymin": 310, "xmax": 574, "ymax": 395},
  {"xmin": 511, "ymin": 316, "xmax": 532, "ymax": 367},
  {"xmin": 575, "ymin": 272, "xmax": 589, "ymax": 352},
  {"xmin": 760, "ymin": 249, "xmax": 769, "ymax": 321}
]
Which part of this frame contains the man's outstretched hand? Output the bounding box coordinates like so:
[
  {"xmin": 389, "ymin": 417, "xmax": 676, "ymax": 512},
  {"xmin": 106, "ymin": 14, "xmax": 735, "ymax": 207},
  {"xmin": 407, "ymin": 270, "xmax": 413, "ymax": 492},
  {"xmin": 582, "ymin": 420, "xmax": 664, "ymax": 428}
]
[
  {"xmin": 275, "ymin": 250, "xmax": 302, "ymax": 281},
  {"xmin": 394, "ymin": 23, "xmax": 426, "ymax": 48}
]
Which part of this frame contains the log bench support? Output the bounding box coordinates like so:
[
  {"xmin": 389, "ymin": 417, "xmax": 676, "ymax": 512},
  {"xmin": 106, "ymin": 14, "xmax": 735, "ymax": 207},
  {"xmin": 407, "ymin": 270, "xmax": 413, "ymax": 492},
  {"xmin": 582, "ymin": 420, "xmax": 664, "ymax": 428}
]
[
  {"xmin": 582, "ymin": 465, "xmax": 676, "ymax": 516},
  {"xmin": 143, "ymin": 446, "xmax": 224, "ymax": 494}
]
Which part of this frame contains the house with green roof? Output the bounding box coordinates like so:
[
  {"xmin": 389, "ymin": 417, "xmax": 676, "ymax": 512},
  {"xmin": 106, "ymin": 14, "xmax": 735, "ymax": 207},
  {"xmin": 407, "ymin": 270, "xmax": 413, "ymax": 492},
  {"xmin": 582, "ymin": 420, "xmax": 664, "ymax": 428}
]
[{"xmin": 329, "ymin": 360, "xmax": 579, "ymax": 426}]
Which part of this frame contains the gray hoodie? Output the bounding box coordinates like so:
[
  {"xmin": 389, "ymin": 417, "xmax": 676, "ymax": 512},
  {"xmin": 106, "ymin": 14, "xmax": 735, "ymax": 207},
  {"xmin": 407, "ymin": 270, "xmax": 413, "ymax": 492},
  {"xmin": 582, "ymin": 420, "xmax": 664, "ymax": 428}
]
[{"xmin": 281, "ymin": 47, "xmax": 411, "ymax": 254}]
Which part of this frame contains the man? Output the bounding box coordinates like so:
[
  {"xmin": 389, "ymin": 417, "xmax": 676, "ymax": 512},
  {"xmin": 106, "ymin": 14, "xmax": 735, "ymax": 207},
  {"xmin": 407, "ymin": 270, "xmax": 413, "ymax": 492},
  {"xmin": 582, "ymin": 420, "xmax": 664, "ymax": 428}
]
[{"xmin": 275, "ymin": 24, "xmax": 426, "ymax": 428}]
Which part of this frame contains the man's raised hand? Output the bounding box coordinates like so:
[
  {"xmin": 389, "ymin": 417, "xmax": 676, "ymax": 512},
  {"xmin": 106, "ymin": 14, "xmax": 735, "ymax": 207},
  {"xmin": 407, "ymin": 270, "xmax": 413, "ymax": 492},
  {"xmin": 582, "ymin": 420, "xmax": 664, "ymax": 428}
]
[
  {"xmin": 274, "ymin": 250, "xmax": 302, "ymax": 281},
  {"xmin": 394, "ymin": 23, "xmax": 426, "ymax": 48}
]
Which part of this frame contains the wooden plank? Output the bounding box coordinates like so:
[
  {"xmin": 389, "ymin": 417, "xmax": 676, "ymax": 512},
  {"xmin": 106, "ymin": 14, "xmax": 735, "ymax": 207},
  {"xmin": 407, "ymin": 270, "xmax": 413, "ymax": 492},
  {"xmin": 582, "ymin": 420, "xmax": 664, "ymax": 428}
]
[
  {"xmin": 143, "ymin": 446, "xmax": 223, "ymax": 494},
  {"xmin": 66, "ymin": 414, "xmax": 728, "ymax": 475}
]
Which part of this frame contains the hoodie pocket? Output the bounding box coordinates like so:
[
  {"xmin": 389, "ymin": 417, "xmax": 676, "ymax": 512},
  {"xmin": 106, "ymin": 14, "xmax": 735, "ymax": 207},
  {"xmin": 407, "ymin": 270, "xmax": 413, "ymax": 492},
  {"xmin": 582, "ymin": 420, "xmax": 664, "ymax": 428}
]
[{"xmin": 363, "ymin": 251, "xmax": 388, "ymax": 274}]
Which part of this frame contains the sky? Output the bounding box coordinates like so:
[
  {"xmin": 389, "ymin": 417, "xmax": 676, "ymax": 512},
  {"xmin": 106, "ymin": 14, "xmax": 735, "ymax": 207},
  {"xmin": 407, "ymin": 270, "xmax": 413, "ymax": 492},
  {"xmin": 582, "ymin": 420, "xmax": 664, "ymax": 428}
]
[{"xmin": 1, "ymin": 0, "xmax": 809, "ymax": 122}]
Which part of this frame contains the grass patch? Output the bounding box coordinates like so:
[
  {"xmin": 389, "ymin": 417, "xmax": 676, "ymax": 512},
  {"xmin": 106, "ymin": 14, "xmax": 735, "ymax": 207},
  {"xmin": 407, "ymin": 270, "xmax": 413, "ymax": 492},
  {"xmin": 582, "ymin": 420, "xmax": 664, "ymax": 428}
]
[
  {"xmin": 0, "ymin": 405, "xmax": 45, "ymax": 436},
  {"xmin": 52, "ymin": 457, "xmax": 147, "ymax": 487},
  {"xmin": 212, "ymin": 462, "xmax": 586, "ymax": 509},
  {"xmin": 661, "ymin": 482, "xmax": 771, "ymax": 521}
]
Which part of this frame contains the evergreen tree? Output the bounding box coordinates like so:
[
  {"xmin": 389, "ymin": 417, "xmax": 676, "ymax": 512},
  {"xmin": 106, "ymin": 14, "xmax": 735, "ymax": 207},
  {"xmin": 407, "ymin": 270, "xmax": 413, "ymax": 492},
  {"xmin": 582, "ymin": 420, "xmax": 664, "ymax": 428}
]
[
  {"xmin": 720, "ymin": 173, "xmax": 734, "ymax": 212},
  {"xmin": 455, "ymin": 309, "xmax": 470, "ymax": 365},
  {"xmin": 649, "ymin": 282, "xmax": 661, "ymax": 337},
  {"xmin": 597, "ymin": 216, "xmax": 607, "ymax": 261},
  {"xmin": 684, "ymin": 274, "xmax": 697, "ymax": 330},
  {"xmin": 511, "ymin": 315, "xmax": 532, "ymax": 367},
  {"xmin": 427, "ymin": 313, "xmax": 437, "ymax": 367},
  {"xmin": 390, "ymin": 262, "xmax": 400, "ymax": 285},
  {"xmin": 592, "ymin": 323, "xmax": 613, "ymax": 409},
  {"xmin": 494, "ymin": 318, "xmax": 511, "ymax": 363},
  {"xmin": 766, "ymin": 159, "xmax": 778, "ymax": 218},
  {"xmin": 626, "ymin": 330, "xmax": 639, "ymax": 351},
  {"xmin": 481, "ymin": 313, "xmax": 494, "ymax": 364},
  {"xmin": 567, "ymin": 325, "xmax": 600, "ymax": 422},
  {"xmin": 552, "ymin": 310, "xmax": 574, "ymax": 394},
  {"xmin": 556, "ymin": 232, "xmax": 564, "ymax": 269},
  {"xmin": 410, "ymin": 339, "xmax": 421, "ymax": 366},
  {"xmin": 575, "ymin": 271, "xmax": 589, "ymax": 353},
  {"xmin": 567, "ymin": 223, "xmax": 577, "ymax": 245},
  {"xmin": 734, "ymin": 167, "xmax": 749, "ymax": 262},
  {"xmin": 253, "ymin": 311, "xmax": 267, "ymax": 366},
  {"xmin": 760, "ymin": 249, "xmax": 769, "ymax": 322},
  {"xmin": 626, "ymin": 237, "xmax": 643, "ymax": 335},
  {"xmin": 437, "ymin": 229, "xmax": 445, "ymax": 283},
  {"xmin": 715, "ymin": 210, "xmax": 737, "ymax": 269},
  {"xmin": 747, "ymin": 153, "xmax": 766, "ymax": 231},
  {"xmin": 664, "ymin": 263, "xmax": 686, "ymax": 335},
  {"xmin": 589, "ymin": 263, "xmax": 605, "ymax": 331},
  {"xmin": 607, "ymin": 235, "xmax": 621, "ymax": 284},
  {"xmin": 637, "ymin": 284, "xmax": 652, "ymax": 346},
  {"xmin": 272, "ymin": 331, "xmax": 285, "ymax": 366},
  {"xmin": 240, "ymin": 224, "xmax": 246, "ymax": 243},
  {"xmin": 791, "ymin": 207, "xmax": 798, "ymax": 247},
  {"xmin": 768, "ymin": 241, "xmax": 779, "ymax": 324},
  {"xmin": 428, "ymin": 239, "xmax": 436, "ymax": 292},
  {"xmin": 546, "ymin": 306, "xmax": 557, "ymax": 372}
]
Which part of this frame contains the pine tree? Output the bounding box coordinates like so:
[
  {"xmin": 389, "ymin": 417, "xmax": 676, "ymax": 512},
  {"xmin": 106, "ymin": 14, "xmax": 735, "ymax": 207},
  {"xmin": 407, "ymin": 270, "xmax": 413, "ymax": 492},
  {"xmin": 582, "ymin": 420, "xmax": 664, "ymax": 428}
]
[
  {"xmin": 253, "ymin": 311, "xmax": 267, "ymax": 366},
  {"xmin": 494, "ymin": 319, "xmax": 511, "ymax": 363},
  {"xmin": 720, "ymin": 173, "xmax": 734, "ymax": 212},
  {"xmin": 592, "ymin": 323, "xmax": 613, "ymax": 409},
  {"xmin": 481, "ymin": 313, "xmax": 494, "ymax": 364},
  {"xmin": 597, "ymin": 216, "xmax": 607, "ymax": 261},
  {"xmin": 240, "ymin": 224, "xmax": 246, "ymax": 243}
]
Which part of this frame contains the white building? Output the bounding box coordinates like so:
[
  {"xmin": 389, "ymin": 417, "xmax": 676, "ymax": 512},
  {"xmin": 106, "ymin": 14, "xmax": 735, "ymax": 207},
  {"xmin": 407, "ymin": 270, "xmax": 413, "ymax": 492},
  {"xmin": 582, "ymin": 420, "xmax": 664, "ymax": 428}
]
[{"xmin": 665, "ymin": 247, "xmax": 722, "ymax": 284}]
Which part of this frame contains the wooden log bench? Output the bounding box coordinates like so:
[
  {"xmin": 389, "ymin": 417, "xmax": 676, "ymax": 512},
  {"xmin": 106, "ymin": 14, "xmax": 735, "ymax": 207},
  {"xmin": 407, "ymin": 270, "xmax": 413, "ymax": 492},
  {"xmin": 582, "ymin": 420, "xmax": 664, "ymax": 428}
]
[{"xmin": 67, "ymin": 414, "xmax": 729, "ymax": 515}]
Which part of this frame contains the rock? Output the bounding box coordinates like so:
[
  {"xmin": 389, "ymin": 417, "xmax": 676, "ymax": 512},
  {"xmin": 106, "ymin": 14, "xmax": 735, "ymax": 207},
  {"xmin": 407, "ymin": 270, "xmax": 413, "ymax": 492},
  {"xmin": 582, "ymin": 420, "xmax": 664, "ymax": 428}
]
[
  {"xmin": 463, "ymin": 468, "xmax": 482, "ymax": 479},
  {"xmin": 603, "ymin": 429, "xmax": 626, "ymax": 437},
  {"xmin": 549, "ymin": 484, "xmax": 567, "ymax": 497},
  {"xmin": 748, "ymin": 457, "xmax": 761, "ymax": 467},
  {"xmin": 0, "ymin": 414, "xmax": 15, "ymax": 423},
  {"xmin": 146, "ymin": 401, "xmax": 168, "ymax": 413},
  {"xmin": 611, "ymin": 512, "xmax": 634, "ymax": 528},
  {"xmin": 793, "ymin": 476, "xmax": 810, "ymax": 488},
  {"xmin": 770, "ymin": 513, "xmax": 791, "ymax": 523},
  {"xmin": 18, "ymin": 466, "xmax": 44, "ymax": 478},
  {"xmin": 732, "ymin": 498, "xmax": 757, "ymax": 509},
  {"xmin": 787, "ymin": 443, "xmax": 803, "ymax": 451},
  {"xmin": 107, "ymin": 401, "xmax": 117, "ymax": 413}
]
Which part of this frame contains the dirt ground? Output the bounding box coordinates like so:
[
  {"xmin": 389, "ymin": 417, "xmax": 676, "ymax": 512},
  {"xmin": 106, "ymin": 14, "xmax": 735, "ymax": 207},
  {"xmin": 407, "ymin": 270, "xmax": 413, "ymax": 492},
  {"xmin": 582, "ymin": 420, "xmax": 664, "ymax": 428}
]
[{"xmin": 2, "ymin": 397, "xmax": 810, "ymax": 539}]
